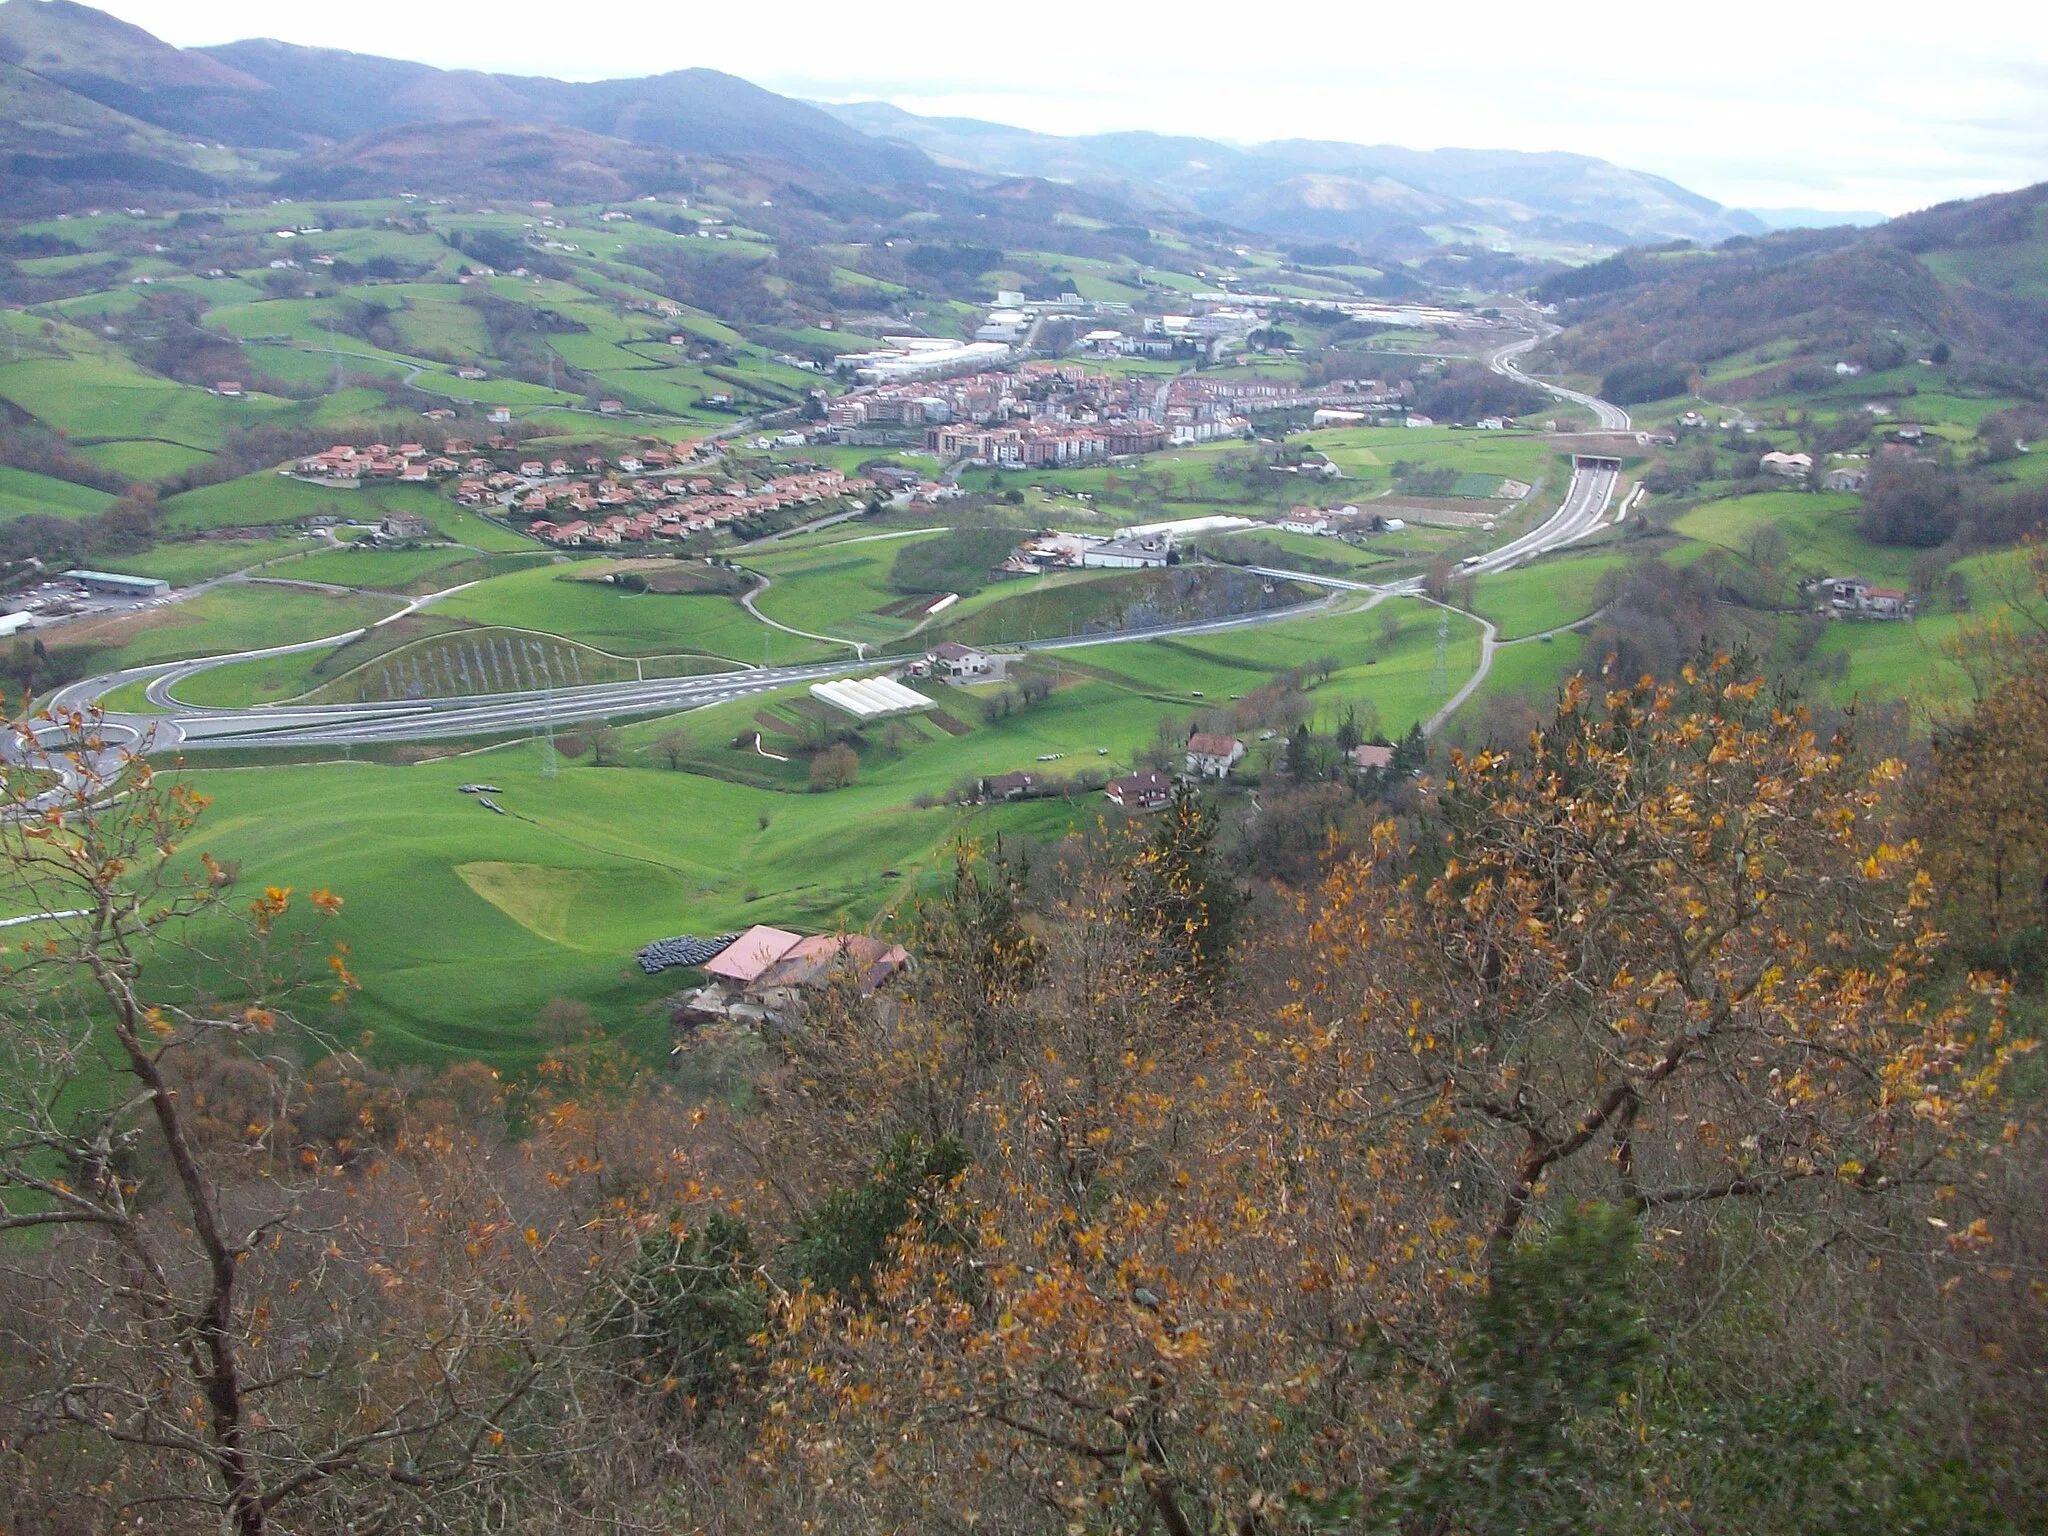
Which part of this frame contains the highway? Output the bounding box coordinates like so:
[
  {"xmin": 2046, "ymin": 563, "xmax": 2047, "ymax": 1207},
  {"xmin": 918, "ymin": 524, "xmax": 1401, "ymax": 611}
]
[
  {"xmin": 1487, "ymin": 322, "xmax": 1633, "ymax": 432},
  {"xmin": 51, "ymin": 360, "xmax": 1631, "ymax": 750}
]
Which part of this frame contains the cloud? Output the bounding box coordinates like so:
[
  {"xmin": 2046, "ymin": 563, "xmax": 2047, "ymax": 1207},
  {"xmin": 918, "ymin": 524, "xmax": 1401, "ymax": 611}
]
[{"xmin": 95, "ymin": 0, "xmax": 2048, "ymax": 214}]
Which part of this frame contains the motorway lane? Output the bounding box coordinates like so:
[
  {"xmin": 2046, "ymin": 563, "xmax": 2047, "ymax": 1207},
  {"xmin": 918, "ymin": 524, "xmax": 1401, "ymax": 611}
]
[
  {"xmin": 59, "ymin": 374, "xmax": 1633, "ymax": 750},
  {"xmin": 1487, "ymin": 327, "xmax": 1632, "ymax": 432},
  {"xmin": 176, "ymin": 461, "xmax": 1619, "ymax": 750}
]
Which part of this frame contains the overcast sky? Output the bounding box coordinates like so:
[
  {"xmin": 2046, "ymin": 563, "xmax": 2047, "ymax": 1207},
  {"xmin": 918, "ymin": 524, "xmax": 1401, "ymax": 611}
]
[{"xmin": 93, "ymin": 0, "xmax": 2048, "ymax": 215}]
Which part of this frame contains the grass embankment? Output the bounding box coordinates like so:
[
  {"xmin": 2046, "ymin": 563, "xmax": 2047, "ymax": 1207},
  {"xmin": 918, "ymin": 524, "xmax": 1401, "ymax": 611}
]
[
  {"xmin": 47, "ymin": 585, "xmax": 400, "ymax": 674},
  {"xmin": 1468, "ymin": 550, "xmax": 1627, "ymax": 639},
  {"xmin": 432, "ymin": 562, "xmax": 836, "ymax": 665}
]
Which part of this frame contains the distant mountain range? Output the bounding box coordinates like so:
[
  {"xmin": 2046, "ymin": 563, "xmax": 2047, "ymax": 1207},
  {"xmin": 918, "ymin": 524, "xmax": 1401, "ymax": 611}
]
[
  {"xmin": 815, "ymin": 101, "xmax": 1823, "ymax": 252},
  {"xmin": 0, "ymin": 0, "xmax": 926, "ymax": 194},
  {"xmin": 0, "ymin": 0, "xmax": 1898, "ymax": 257}
]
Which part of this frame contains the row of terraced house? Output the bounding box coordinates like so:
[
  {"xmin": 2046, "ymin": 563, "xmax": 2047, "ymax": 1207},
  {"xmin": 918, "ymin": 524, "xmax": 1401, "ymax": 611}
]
[{"xmin": 520, "ymin": 468, "xmax": 874, "ymax": 547}]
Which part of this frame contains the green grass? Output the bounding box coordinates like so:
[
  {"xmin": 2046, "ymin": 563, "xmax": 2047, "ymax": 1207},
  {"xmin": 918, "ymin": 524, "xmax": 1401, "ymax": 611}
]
[
  {"xmin": 909, "ymin": 567, "xmax": 1307, "ymax": 652},
  {"xmin": 1468, "ymin": 551, "xmax": 1626, "ymax": 639},
  {"xmin": 160, "ymin": 473, "xmax": 534, "ymax": 551},
  {"xmin": 101, "ymin": 537, "xmax": 311, "ymax": 585},
  {"xmin": 164, "ymin": 623, "xmax": 735, "ymax": 709},
  {"xmin": 148, "ymin": 587, "xmax": 1497, "ymax": 1063},
  {"xmin": 1456, "ymin": 631, "xmax": 1590, "ymax": 723},
  {"xmin": 0, "ymin": 465, "xmax": 117, "ymax": 520},
  {"xmin": 1807, "ymin": 548, "xmax": 2026, "ymax": 707},
  {"xmin": 744, "ymin": 530, "xmax": 951, "ymax": 644},
  {"xmin": 1674, "ymin": 491, "xmax": 1912, "ymax": 589},
  {"xmin": 432, "ymin": 562, "xmax": 833, "ymax": 664},
  {"xmin": 272, "ymin": 546, "xmax": 498, "ymax": 591},
  {"xmin": 77, "ymin": 441, "xmax": 215, "ymax": 479},
  {"xmin": 139, "ymin": 613, "xmax": 469, "ymax": 709},
  {"xmin": 47, "ymin": 585, "xmax": 400, "ymax": 672},
  {"xmin": 1211, "ymin": 528, "xmax": 1390, "ymax": 574},
  {"xmin": 1063, "ymin": 596, "xmax": 1474, "ymax": 737}
]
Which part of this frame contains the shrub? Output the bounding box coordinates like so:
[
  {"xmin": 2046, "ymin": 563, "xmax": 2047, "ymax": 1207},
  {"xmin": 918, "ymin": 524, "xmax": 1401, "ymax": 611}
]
[{"xmin": 809, "ymin": 743, "xmax": 859, "ymax": 792}]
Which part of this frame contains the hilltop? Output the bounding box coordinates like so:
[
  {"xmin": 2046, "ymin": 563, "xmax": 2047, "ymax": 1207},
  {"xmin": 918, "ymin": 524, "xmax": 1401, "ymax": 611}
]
[
  {"xmin": 1533, "ymin": 182, "xmax": 2048, "ymax": 401},
  {"xmin": 0, "ymin": 0, "xmax": 1773, "ymax": 265}
]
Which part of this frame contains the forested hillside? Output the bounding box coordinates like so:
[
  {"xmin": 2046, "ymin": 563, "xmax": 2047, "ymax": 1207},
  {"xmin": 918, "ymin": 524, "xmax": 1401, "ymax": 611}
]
[{"xmin": 1536, "ymin": 182, "xmax": 2048, "ymax": 397}]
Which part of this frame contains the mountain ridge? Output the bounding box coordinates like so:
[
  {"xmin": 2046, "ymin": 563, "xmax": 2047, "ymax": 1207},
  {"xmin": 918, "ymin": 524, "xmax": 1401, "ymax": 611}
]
[{"xmin": 815, "ymin": 99, "xmax": 1767, "ymax": 252}]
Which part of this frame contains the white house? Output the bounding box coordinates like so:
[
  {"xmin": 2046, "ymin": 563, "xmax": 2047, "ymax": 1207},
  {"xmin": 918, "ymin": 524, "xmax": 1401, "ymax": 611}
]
[
  {"xmin": 1760, "ymin": 450, "xmax": 1813, "ymax": 478},
  {"xmin": 925, "ymin": 642, "xmax": 991, "ymax": 678}
]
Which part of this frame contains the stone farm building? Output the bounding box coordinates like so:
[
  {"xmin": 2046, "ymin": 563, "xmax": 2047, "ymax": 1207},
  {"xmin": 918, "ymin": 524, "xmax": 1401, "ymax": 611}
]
[
  {"xmin": 1185, "ymin": 733, "xmax": 1245, "ymax": 779},
  {"xmin": 674, "ymin": 924, "xmax": 909, "ymax": 1027}
]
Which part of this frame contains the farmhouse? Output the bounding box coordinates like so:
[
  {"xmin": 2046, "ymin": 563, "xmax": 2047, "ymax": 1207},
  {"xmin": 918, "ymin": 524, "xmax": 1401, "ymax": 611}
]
[
  {"xmin": 1185, "ymin": 733, "xmax": 1245, "ymax": 779},
  {"xmin": 1760, "ymin": 451, "xmax": 1814, "ymax": 478},
  {"xmin": 376, "ymin": 512, "xmax": 434, "ymax": 542},
  {"xmin": 1811, "ymin": 576, "xmax": 1913, "ymax": 620},
  {"xmin": 979, "ymin": 770, "xmax": 1035, "ymax": 801},
  {"xmin": 925, "ymin": 641, "xmax": 992, "ymax": 678},
  {"xmin": 1822, "ymin": 466, "xmax": 1867, "ymax": 491},
  {"xmin": 1106, "ymin": 770, "xmax": 1174, "ymax": 812},
  {"xmin": 675, "ymin": 924, "xmax": 911, "ymax": 1026}
]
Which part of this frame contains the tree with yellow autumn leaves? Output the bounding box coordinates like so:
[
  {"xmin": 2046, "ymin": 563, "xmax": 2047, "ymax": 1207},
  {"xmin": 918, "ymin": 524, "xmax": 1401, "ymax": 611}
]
[{"xmin": 739, "ymin": 655, "xmax": 2033, "ymax": 1535}]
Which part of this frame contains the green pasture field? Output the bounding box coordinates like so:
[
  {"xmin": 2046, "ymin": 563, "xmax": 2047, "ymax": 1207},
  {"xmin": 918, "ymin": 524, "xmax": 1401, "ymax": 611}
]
[
  {"xmin": 45, "ymin": 584, "xmax": 399, "ymax": 673},
  {"xmin": 159, "ymin": 596, "xmax": 1486, "ymax": 1065},
  {"xmin": 0, "ymin": 352, "xmax": 294, "ymax": 450},
  {"xmin": 160, "ymin": 474, "xmax": 534, "ymax": 551},
  {"xmin": 1813, "ymin": 611, "xmax": 1973, "ymax": 706},
  {"xmin": 905, "ymin": 564, "xmax": 1329, "ymax": 653},
  {"xmin": 1062, "ymin": 595, "xmax": 1474, "ymax": 737},
  {"xmin": 243, "ymin": 343, "xmax": 397, "ymax": 390},
  {"xmin": 430, "ymin": 561, "xmax": 835, "ymax": 665},
  {"xmin": 278, "ymin": 546, "xmax": 555, "ymax": 593},
  {"xmin": 296, "ymin": 626, "xmax": 735, "ymax": 706},
  {"xmin": 1808, "ymin": 548, "xmax": 2025, "ymax": 707},
  {"xmin": 1673, "ymin": 491, "xmax": 1908, "ymax": 589},
  {"xmin": 742, "ymin": 530, "xmax": 949, "ymax": 644},
  {"xmin": 377, "ymin": 287, "xmax": 494, "ymax": 358},
  {"xmin": 0, "ymin": 465, "xmax": 116, "ymax": 520},
  {"xmin": 547, "ymin": 334, "xmax": 661, "ymax": 372},
  {"xmin": 297, "ymin": 388, "xmax": 423, "ymax": 430},
  {"xmin": 102, "ymin": 536, "xmax": 312, "ymax": 585},
  {"xmin": 1306, "ymin": 427, "xmax": 1557, "ymax": 488},
  {"xmin": 156, "ymin": 746, "xmax": 966, "ymax": 1065},
  {"xmin": 1211, "ymin": 528, "xmax": 1390, "ymax": 573},
  {"xmin": 1451, "ymin": 631, "xmax": 1589, "ymax": 729},
  {"xmin": 1468, "ymin": 550, "xmax": 1627, "ymax": 639},
  {"xmin": 76, "ymin": 441, "xmax": 215, "ymax": 479},
  {"xmin": 413, "ymin": 372, "xmax": 584, "ymax": 409},
  {"xmin": 205, "ymin": 296, "xmax": 411, "ymax": 353},
  {"xmin": 154, "ymin": 624, "xmax": 730, "ymax": 710}
]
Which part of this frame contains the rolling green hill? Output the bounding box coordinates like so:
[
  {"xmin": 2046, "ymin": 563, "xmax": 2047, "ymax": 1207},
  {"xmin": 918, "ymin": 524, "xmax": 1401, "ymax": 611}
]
[{"xmin": 1537, "ymin": 183, "xmax": 2048, "ymax": 401}]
